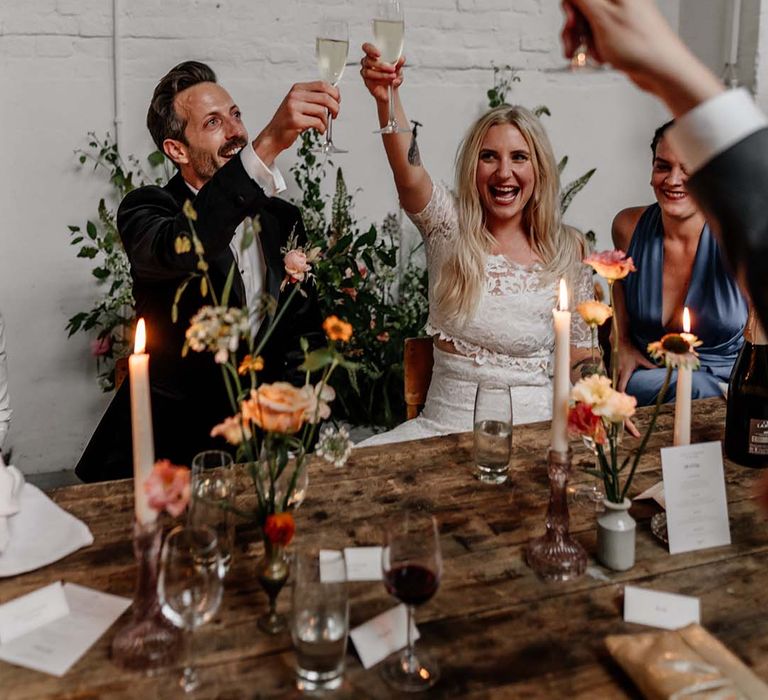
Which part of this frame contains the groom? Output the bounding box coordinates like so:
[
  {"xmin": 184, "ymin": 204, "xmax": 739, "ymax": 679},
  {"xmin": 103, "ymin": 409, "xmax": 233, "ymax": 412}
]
[{"xmin": 76, "ymin": 61, "xmax": 337, "ymax": 482}]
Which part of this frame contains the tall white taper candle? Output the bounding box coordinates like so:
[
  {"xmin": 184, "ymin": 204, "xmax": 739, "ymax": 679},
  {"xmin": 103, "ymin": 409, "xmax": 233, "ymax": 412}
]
[
  {"xmin": 551, "ymin": 279, "xmax": 571, "ymax": 453},
  {"xmin": 673, "ymin": 307, "xmax": 693, "ymax": 447},
  {"xmin": 129, "ymin": 318, "xmax": 157, "ymax": 524}
]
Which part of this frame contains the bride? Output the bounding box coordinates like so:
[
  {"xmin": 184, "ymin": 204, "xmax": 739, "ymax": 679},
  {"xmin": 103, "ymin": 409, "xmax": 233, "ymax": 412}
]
[{"xmin": 358, "ymin": 43, "xmax": 593, "ymax": 446}]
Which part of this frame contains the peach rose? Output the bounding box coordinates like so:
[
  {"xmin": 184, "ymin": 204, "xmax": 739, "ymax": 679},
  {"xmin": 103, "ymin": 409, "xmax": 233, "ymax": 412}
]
[
  {"xmin": 283, "ymin": 249, "xmax": 311, "ymax": 284},
  {"xmin": 145, "ymin": 460, "xmax": 191, "ymax": 517},
  {"xmin": 210, "ymin": 413, "xmax": 252, "ymax": 445},
  {"xmin": 576, "ymin": 300, "xmax": 612, "ymax": 327},
  {"xmin": 241, "ymin": 382, "xmax": 314, "ymax": 434},
  {"xmin": 584, "ymin": 250, "xmax": 636, "ymax": 281}
]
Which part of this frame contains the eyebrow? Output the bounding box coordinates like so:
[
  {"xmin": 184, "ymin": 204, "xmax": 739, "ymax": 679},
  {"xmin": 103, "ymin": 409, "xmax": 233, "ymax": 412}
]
[{"xmin": 479, "ymin": 147, "xmax": 530, "ymax": 155}]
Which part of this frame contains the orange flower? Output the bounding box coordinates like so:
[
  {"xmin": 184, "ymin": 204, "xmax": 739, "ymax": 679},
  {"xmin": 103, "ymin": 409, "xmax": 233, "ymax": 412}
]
[
  {"xmin": 568, "ymin": 403, "xmax": 607, "ymax": 445},
  {"xmin": 210, "ymin": 413, "xmax": 252, "ymax": 445},
  {"xmin": 238, "ymin": 354, "xmax": 264, "ymax": 375},
  {"xmin": 263, "ymin": 513, "xmax": 295, "ymax": 546},
  {"xmin": 323, "ymin": 316, "xmax": 353, "ymax": 343},
  {"xmin": 144, "ymin": 460, "xmax": 191, "ymax": 517},
  {"xmin": 241, "ymin": 383, "xmax": 314, "ymax": 434},
  {"xmin": 576, "ymin": 300, "xmax": 612, "ymax": 327},
  {"xmin": 584, "ymin": 250, "xmax": 636, "ymax": 281}
]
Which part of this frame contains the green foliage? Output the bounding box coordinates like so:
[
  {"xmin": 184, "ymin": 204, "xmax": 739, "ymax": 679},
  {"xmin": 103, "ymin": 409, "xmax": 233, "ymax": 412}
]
[
  {"xmin": 65, "ymin": 133, "xmax": 168, "ymax": 390},
  {"xmin": 290, "ymin": 130, "xmax": 428, "ymax": 428},
  {"xmin": 487, "ymin": 64, "xmax": 521, "ymax": 108}
]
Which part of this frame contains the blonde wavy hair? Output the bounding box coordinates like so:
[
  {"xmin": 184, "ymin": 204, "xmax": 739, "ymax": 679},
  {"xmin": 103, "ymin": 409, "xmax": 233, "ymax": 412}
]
[{"xmin": 433, "ymin": 105, "xmax": 585, "ymax": 323}]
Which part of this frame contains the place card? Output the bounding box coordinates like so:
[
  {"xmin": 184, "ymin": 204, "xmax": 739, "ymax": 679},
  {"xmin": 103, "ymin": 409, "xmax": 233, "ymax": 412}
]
[
  {"xmin": 344, "ymin": 546, "xmax": 383, "ymax": 582},
  {"xmin": 0, "ymin": 581, "xmax": 70, "ymax": 644},
  {"xmin": 634, "ymin": 481, "xmax": 666, "ymax": 509},
  {"xmin": 350, "ymin": 604, "xmax": 419, "ymax": 669},
  {"xmin": 624, "ymin": 585, "xmax": 700, "ymax": 630},
  {"xmin": 661, "ymin": 441, "xmax": 731, "ymax": 555},
  {"xmin": 0, "ymin": 583, "xmax": 130, "ymax": 676}
]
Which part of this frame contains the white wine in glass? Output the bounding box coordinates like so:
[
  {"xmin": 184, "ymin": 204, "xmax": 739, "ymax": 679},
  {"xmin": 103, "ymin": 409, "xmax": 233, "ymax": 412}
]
[
  {"xmin": 373, "ymin": 0, "xmax": 409, "ymax": 134},
  {"xmin": 315, "ymin": 19, "xmax": 349, "ymax": 154}
]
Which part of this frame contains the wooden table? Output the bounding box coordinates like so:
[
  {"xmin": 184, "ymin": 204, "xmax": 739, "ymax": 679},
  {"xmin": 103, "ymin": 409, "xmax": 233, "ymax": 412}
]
[{"xmin": 2, "ymin": 398, "xmax": 768, "ymax": 699}]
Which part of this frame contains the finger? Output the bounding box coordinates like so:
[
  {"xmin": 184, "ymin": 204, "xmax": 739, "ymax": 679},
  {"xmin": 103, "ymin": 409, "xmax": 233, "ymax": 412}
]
[
  {"xmin": 291, "ymin": 80, "xmax": 340, "ymax": 99},
  {"xmin": 297, "ymin": 115, "xmax": 328, "ymax": 135},
  {"xmin": 361, "ymin": 66, "xmax": 400, "ymax": 82},
  {"xmin": 618, "ymin": 368, "xmax": 630, "ymax": 394},
  {"xmin": 561, "ymin": 1, "xmax": 580, "ymax": 57},
  {"xmin": 361, "ymin": 42, "xmax": 381, "ymax": 59},
  {"xmin": 639, "ymin": 356, "xmax": 656, "ymax": 369},
  {"xmin": 362, "ymin": 56, "xmax": 397, "ymax": 73},
  {"xmin": 290, "ymin": 92, "xmax": 340, "ymax": 117},
  {"xmin": 625, "ymin": 418, "xmax": 641, "ymax": 439}
]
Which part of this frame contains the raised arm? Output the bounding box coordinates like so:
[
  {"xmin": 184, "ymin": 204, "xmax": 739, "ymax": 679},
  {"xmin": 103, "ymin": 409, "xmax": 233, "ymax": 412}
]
[{"xmin": 360, "ymin": 43, "xmax": 432, "ymax": 214}]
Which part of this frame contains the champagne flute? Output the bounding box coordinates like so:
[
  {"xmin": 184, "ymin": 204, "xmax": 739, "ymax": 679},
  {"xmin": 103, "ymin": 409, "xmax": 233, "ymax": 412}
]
[
  {"xmin": 373, "ymin": 0, "xmax": 410, "ymax": 134},
  {"xmin": 548, "ymin": 1, "xmax": 606, "ymax": 74},
  {"xmin": 315, "ymin": 18, "xmax": 349, "ymax": 154},
  {"xmin": 381, "ymin": 511, "xmax": 442, "ymax": 692},
  {"xmin": 158, "ymin": 525, "xmax": 224, "ymax": 693}
]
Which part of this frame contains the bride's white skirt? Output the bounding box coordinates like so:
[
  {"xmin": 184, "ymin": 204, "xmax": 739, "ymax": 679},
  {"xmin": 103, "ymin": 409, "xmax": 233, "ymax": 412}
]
[{"xmin": 357, "ymin": 347, "xmax": 552, "ymax": 447}]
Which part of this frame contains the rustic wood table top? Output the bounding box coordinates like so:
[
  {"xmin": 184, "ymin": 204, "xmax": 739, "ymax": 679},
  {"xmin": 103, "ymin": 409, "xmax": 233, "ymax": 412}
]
[{"xmin": 2, "ymin": 397, "xmax": 767, "ymax": 699}]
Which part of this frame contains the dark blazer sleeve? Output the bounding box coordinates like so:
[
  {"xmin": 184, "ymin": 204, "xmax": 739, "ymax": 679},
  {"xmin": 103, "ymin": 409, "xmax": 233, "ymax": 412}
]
[
  {"xmin": 687, "ymin": 127, "xmax": 768, "ymax": 327},
  {"xmin": 117, "ymin": 156, "xmax": 271, "ymax": 281}
]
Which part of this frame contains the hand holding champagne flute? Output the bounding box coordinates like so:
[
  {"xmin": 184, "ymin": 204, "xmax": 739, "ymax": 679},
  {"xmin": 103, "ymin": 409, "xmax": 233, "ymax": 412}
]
[
  {"xmin": 315, "ymin": 18, "xmax": 349, "ymax": 154},
  {"xmin": 372, "ymin": 0, "xmax": 409, "ymax": 134}
]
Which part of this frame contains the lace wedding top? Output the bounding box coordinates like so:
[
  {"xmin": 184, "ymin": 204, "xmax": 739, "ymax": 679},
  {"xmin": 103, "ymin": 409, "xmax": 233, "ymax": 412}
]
[{"xmin": 408, "ymin": 182, "xmax": 593, "ymax": 375}]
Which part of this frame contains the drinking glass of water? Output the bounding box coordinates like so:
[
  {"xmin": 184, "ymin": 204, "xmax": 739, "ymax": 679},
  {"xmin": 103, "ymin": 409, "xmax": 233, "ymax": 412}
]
[
  {"xmin": 473, "ymin": 382, "xmax": 513, "ymax": 484},
  {"xmin": 291, "ymin": 548, "xmax": 349, "ymax": 692},
  {"xmin": 315, "ymin": 17, "xmax": 349, "ymax": 154}
]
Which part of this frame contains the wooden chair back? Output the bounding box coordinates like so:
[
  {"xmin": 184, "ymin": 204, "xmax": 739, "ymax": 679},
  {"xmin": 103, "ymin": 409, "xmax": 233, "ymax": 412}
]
[
  {"xmin": 115, "ymin": 356, "xmax": 129, "ymax": 391},
  {"xmin": 404, "ymin": 337, "xmax": 434, "ymax": 420}
]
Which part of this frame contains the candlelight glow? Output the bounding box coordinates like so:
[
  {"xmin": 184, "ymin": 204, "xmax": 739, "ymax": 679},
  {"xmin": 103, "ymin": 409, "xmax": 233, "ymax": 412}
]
[
  {"xmin": 134, "ymin": 318, "xmax": 146, "ymax": 354},
  {"xmin": 683, "ymin": 307, "xmax": 691, "ymax": 334},
  {"xmin": 559, "ymin": 279, "xmax": 568, "ymax": 311}
]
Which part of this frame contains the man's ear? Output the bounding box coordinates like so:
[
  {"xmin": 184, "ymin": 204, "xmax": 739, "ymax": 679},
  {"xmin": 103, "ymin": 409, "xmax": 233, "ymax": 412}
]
[{"xmin": 163, "ymin": 138, "xmax": 188, "ymax": 166}]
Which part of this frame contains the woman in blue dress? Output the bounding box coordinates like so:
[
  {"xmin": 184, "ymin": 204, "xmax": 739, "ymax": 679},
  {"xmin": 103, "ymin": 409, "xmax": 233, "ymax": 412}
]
[{"xmin": 611, "ymin": 121, "xmax": 748, "ymax": 406}]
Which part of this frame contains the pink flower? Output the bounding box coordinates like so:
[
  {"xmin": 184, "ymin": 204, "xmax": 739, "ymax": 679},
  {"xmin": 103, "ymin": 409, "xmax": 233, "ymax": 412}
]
[
  {"xmin": 584, "ymin": 250, "xmax": 636, "ymax": 281},
  {"xmin": 283, "ymin": 249, "xmax": 311, "ymax": 283},
  {"xmin": 377, "ymin": 331, "xmax": 390, "ymax": 343},
  {"xmin": 358, "ymin": 262, "xmax": 368, "ymax": 279},
  {"xmin": 144, "ymin": 460, "xmax": 191, "ymax": 517},
  {"xmin": 342, "ymin": 287, "xmax": 358, "ymax": 300},
  {"xmin": 90, "ymin": 335, "xmax": 112, "ymax": 357},
  {"xmin": 210, "ymin": 413, "xmax": 252, "ymax": 445}
]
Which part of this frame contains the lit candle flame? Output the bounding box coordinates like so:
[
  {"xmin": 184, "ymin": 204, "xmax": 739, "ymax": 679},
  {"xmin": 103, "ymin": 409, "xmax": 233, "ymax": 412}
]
[
  {"xmin": 558, "ymin": 279, "xmax": 568, "ymax": 311},
  {"xmin": 134, "ymin": 318, "xmax": 146, "ymax": 354},
  {"xmin": 683, "ymin": 307, "xmax": 691, "ymax": 334}
]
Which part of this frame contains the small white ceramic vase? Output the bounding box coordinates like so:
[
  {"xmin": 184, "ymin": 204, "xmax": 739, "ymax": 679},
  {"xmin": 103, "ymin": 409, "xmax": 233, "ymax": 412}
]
[{"xmin": 596, "ymin": 498, "xmax": 636, "ymax": 571}]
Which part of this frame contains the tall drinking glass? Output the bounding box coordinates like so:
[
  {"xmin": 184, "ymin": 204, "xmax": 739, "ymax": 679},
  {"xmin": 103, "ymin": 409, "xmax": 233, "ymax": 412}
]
[
  {"xmin": 381, "ymin": 511, "xmax": 442, "ymax": 692},
  {"xmin": 473, "ymin": 382, "xmax": 513, "ymax": 484},
  {"xmin": 190, "ymin": 450, "xmax": 236, "ymax": 574},
  {"xmin": 158, "ymin": 526, "xmax": 224, "ymax": 693},
  {"xmin": 373, "ymin": 0, "xmax": 410, "ymax": 134},
  {"xmin": 291, "ymin": 549, "xmax": 349, "ymax": 692},
  {"xmin": 315, "ymin": 18, "xmax": 349, "ymax": 154}
]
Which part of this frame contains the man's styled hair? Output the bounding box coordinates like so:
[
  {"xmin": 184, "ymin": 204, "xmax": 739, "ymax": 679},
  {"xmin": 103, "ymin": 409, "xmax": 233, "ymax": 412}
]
[
  {"xmin": 147, "ymin": 61, "xmax": 217, "ymax": 154},
  {"xmin": 650, "ymin": 120, "xmax": 675, "ymax": 158}
]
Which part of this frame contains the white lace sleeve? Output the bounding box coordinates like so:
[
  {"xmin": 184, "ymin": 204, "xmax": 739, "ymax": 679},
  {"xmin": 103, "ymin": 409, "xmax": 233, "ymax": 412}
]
[
  {"xmin": 406, "ymin": 181, "xmax": 459, "ymax": 249},
  {"xmin": 571, "ymin": 263, "xmax": 595, "ymax": 349}
]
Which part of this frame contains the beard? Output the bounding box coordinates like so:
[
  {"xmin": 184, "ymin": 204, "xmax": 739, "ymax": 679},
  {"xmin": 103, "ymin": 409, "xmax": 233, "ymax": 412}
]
[{"xmin": 186, "ymin": 136, "xmax": 249, "ymax": 182}]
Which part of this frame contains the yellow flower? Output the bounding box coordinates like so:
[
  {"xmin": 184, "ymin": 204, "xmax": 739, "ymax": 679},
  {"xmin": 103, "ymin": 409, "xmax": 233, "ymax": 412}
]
[
  {"xmin": 174, "ymin": 235, "xmax": 192, "ymax": 254},
  {"xmin": 182, "ymin": 199, "xmax": 198, "ymax": 221},
  {"xmin": 576, "ymin": 300, "xmax": 612, "ymax": 327},
  {"xmin": 238, "ymin": 354, "xmax": 264, "ymax": 375},
  {"xmin": 323, "ymin": 315, "xmax": 353, "ymax": 343}
]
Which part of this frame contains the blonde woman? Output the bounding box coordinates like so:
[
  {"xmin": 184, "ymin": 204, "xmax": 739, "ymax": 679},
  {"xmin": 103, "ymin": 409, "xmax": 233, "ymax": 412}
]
[{"xmin": 358, "ymin": 44, "xmax": 593, "ymax": 446}]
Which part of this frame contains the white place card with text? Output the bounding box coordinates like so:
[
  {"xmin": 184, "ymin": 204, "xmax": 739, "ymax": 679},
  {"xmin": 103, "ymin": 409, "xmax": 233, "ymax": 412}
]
[
  {"xmin": 0, "ymin": 581, "xmax": 70, "ymax": 644},
  {"xmin": 661, "ymin": 441, "xmax": 731, "ymax": 555},
  {"xmin": 350, "ymin": 604, "xmax": 419, "ymax": 669},
  {"xmin": 344, "ymin": 547, "xmax": 383, "ymax": 582},
  {"xmin": 624, "ymin": 585, "xmax": 700, "ymax": 629}
]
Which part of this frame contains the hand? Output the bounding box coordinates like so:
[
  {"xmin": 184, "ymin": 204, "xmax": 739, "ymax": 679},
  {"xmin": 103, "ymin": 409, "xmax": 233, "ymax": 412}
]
[
  {"xmin": 252, "ymin": 81, "xmax": 341, "ymax": 165},
  {"xmin": 616, "ymin": 343, "xmax": 655, "ymax": 394},
  {"xmin": 561, "ymin": 0, "xmax": 723, "ymax": 115},
  {"xmin": 360, "ymin": 42, "xmax": 405, "ymax": 104}
]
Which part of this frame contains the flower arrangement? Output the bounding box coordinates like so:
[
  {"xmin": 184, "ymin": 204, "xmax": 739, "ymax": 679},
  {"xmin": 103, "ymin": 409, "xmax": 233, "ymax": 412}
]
[
  {"xmin": 569, "ymin": 250, "xmax": 702, "ymax": 503},
  {"xmin": 144, "ymin": 459, "xmax": 191, "ymax": 517},
  {"xmin": 175, "ymin": 204, "xmax": 355, "ymax": 550}
]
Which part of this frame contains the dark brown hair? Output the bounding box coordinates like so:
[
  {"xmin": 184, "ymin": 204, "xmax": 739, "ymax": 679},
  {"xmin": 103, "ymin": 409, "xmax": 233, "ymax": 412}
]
[
  {"xmin": 146, "ymin": 61, "xmax": 217, "ymax": 154},
  {"xmin": 651, "ymin": 120, "xmax": 675, "ymax": 158}
]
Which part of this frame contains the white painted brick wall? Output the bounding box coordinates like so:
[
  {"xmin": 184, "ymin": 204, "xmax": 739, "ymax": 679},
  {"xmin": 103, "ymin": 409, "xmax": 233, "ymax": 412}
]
[{"xmin": 1, "ymin": 0, "xmax": 690, "ymax": 474}]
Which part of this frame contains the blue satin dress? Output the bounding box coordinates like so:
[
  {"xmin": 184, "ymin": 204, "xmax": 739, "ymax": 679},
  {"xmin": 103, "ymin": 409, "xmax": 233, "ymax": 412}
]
[{"xmin": 621, "ymin": 204, "xmax": 747, "ymax": 406}]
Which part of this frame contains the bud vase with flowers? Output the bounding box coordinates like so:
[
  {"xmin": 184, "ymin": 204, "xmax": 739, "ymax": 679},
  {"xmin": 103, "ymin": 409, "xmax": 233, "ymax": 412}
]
[
  {"xmin": 174, "ymin": 203, "xmax": 355, "ymax": 633},
  {"xmin": 570, "ymin": 251, "xmax": 702, "ymax": 570}
]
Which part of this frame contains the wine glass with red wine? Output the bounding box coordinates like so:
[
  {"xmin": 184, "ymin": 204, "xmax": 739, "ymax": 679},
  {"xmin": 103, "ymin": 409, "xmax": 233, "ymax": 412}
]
[{"xmin": 381, "ymin": 510, "xmax": 442, "ymax": 692}]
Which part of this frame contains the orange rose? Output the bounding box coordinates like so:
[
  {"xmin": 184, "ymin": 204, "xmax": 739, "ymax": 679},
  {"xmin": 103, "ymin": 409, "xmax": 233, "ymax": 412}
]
[
  {"xmin": 576, "ymin": 300, "xmax": 612, "ymax": 327},
  {"xmin": 323, "ymin": 315, "xmax": 353, "ymax": 343},
  {"xmin": 241, "ymin": 382, "xmax": 314, "ymax": 434},
  {"xmin": 583, "ymin": 250, "xmax": 636, "ymax": 281},
  {"xmin": 263, "ymin": 513, "xmax": 295, "ymax": 546}
]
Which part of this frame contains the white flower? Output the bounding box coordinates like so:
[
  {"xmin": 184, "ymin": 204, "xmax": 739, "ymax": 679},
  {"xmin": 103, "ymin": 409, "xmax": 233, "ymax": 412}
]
[
  {"xmin": 185, "ymin": 305, "xmax": 249, "ymax": 364},
  {"xmin": 315, "ymin": 425, "xmax": 352, "ymax": 468},
  {"xmin": 571, "ymin": 374, "xmax": 613, "ymax": 407},
  {"xmin": 593, "ymin": 390, "xmax": 636, "ymax": 423}
]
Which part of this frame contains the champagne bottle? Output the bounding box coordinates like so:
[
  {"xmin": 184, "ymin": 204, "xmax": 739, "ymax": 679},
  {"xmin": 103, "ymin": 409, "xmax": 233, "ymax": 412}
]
[{"xmin": 724, "ymin": 309, "xmax": 768, "ymax": 467}]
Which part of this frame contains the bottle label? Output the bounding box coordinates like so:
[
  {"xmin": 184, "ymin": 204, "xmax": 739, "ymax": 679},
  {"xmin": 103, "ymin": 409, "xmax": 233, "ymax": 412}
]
[{"xmin": 749, "ymin": 419, "xmax": 768, "ymax": 455}]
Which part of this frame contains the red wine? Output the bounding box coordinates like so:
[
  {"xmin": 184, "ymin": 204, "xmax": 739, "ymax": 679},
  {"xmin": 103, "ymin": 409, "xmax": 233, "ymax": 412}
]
[
  {"xmin": 384, "ymin": 564, "xmax": 439, "ymax": 606},
  {"xmin": 725, "ymin": 310, "xmax": 768, "ymax": 468}
]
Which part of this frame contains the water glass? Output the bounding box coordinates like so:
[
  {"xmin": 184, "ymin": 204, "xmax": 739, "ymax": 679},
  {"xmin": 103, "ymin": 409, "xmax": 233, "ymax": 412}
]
[
  {"xmin": 291, "ymin": 549, "xmax": 349, "ymax": 692},
  {"xmin": 473, "ymin": 382, "xmax": 513, "ymax": 484},
  {"xmin": 190, "ymin": 450, "xmax": 236, "ymax": 574}
]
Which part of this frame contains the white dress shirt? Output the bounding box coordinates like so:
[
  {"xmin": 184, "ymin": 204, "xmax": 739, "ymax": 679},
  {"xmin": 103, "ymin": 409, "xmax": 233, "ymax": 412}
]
[
  {"xmin": 668, "ymin": 88, "xmax": 768, "ymax": 173},
  {"xmin": 0, "ymin": 311, "xmax": 11, "ymax": 451},
  {"xmin": 187, "ymin": 143, "xmax": 287, "ymax": 339}
]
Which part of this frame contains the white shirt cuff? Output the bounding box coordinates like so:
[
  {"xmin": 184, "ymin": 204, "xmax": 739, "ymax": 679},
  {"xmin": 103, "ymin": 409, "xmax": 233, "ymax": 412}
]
[
  {"xmin": 668, "ymin": 88, "xmax": 768, "ymax": 173},
  {"xmin": 240, "ymin": 142, "xmax": 286, "ymax": 196}
]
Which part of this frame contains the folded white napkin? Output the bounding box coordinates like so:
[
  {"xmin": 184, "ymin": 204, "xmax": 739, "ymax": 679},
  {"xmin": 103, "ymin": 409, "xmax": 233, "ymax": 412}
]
[
  {"xmin": 0, "ymin": 480, "xmax": 93, "ymax": 578},
  {"xmin": 0, "ymin": 461, "xmax": 24, "ymax": 553}
]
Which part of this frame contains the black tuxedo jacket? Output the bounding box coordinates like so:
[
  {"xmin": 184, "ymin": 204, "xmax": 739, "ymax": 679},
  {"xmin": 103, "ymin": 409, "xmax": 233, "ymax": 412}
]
[
  {"xmin": 688, "ymin": 127, "xmax": 768, "ymax": 329},
  {"xmin": 76, "ymin": 155, "xmax": 323, "ymax": 482}
]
